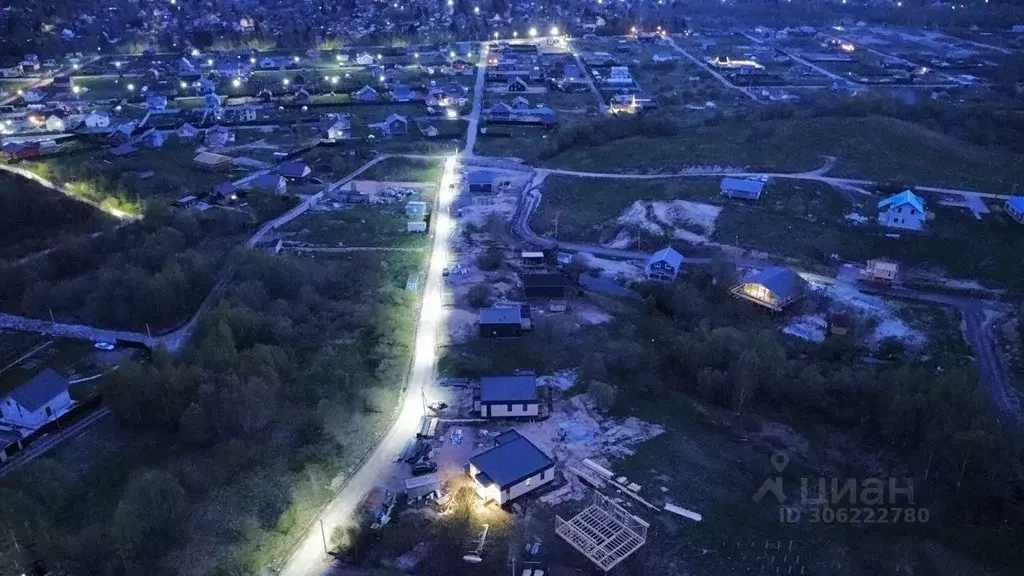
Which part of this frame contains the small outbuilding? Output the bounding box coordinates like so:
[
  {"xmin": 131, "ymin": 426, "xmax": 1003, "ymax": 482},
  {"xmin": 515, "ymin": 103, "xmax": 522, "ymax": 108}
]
[
  {"xmin": 405, "ymin": 200, "xmax": 428, "ymax": 218},
  {"xmin": 407, "ymin": 221, "xmax": 427, "ymax": 233},
  {"xmin": 478, "ymin": 306, "xmax": 527, "ymax": 338},
  {"xmin": 468, "ymin": 171, "xmax": 496, "ymax": 193},
  {"xmin": 469, "ymin": 430, "xmax": 555, "ymax": 505},
  {"xmin": 193, "ymin": 151, "xmax": 234, "ymax": 170},
  {"xmin": 1004, "ymin": 197, "xmax": 1024, "ymax": 224},
  {"xmin": 730, "ymin": 267, "xmax": 808, "ymax": 311},
  {"xmin": 474, "ymin": 375, "xmax": 539, "ymax": 418}
]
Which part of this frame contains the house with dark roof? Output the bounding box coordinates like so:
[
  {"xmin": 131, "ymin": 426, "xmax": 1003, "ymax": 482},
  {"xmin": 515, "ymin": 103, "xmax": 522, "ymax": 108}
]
[
  {"xmin": 0, "ymin": 369, "xmax": 74, "ymax": 429},
  {"xmin": 720, "ymin": 178, "xmax": 766, "ymax": 200},
  {"xmin": 878, "ymin": 190, "xmax": 926, "ymax": 231},
  {"xmin": 250, "ymin": 173, "xmax": 287, "ymax": 194},
  {"xmin": 730, "ymin": 267, "xmax": 808, "ymax": 311},
  {"xmin": 478, "ymin": 306, "xmax": 529, "ymax": 338},
  {"xmin": 468, "ymin": 430, "xmax": 554, "ymax": 504},
  {"xmin": 355, "ymin": 85, "xmax": 378, "ymax": 102},
  {"xmin": 390, "ymin": 85, "xmax": 416, "ymax": 102},
  {"xmin": 1005, "ymin": 196, "xmax": 1024, "ymax": 224},
  {"xmin": 507, "ymin": 77, "xmax": 529, "ymax": 92},
  {"xmin": 468, "ymin": 170, "xmax": 497, "ymax": 193},
  {"xmin": 522, "ymin": 273, "xmax": 569, "ymax": 298},
  {"xmin": 474, "ymin": 375, "xmax": 539, "ymax": 418},
  {"xmin": 277, "ymin": 161, "xmax": 312, "ymax": 180},
  {"xmin": 646, "ymin": 247, "xmax": 684, "ymax": 280}
]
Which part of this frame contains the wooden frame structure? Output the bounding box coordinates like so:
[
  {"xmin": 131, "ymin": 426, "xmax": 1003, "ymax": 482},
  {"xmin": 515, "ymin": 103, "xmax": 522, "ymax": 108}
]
[{"xmin": 555, "ymin": 492, "xmax": 649, "ymax": 572}]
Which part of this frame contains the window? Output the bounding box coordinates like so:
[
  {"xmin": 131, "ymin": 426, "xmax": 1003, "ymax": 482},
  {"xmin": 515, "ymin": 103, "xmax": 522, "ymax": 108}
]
[
  {"xmin": 507, "ymin": 403, "xmax": 513, "ymax": 412},
  {"xmin": 522, "ymin": 403, "xmax": 528, "ymax": 411},
  {"xmin": 45, "ymin": 406, "xmax": 52, "ymax": 416}
]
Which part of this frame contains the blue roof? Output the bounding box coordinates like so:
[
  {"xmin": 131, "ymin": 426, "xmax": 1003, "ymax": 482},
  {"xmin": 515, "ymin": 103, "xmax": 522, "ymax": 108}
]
[
  {"xmin": 480, "ymin": 375, "xmax": 537, "ymax": 403},
  {"xmin": 878, "ymin": 190, "xmax": 924, "ymax": 213},
  {"xmin": 478, "ymin": 306, "xmax": 521, "ymax": 324},
  {"xmin": 470, "ymin": 431, "xmax": 553, "ymax": 489},
  {"xmin": 1006, "ymin": 196, "xmax": 1024, "ymax": 213},
  {"xmin": 468, "ymin": 171, "xmax": 496, "ymax": 185},
  {"xmin": 649, "ymin": 246, "xmax": 684, "ymax": 268},
  {"xmin": 721, "ymin": 178, "xmax": 765, "ymax": 198},
  {"xmin": 8, "ymin": 368, "xmax": 70, "ymax": 412}
]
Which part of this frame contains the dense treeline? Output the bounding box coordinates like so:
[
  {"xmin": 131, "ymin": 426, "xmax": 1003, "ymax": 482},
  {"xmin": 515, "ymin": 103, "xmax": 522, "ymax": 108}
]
[
  {"xmin": 0, "ymin": 205, "xmax": 247, "ymax": 330},
  {"xmin": 0, "ymin": 250, "xmax": 419, "ymax": 574}
]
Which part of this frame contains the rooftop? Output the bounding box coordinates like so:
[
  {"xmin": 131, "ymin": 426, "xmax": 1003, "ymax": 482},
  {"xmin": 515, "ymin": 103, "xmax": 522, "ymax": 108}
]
[
  {"xmin": 7, "ymin": 368, "xmax": 70, "ymax": 412},
  {"xmin": 470, "ymin": 430, "xmax": 553, "ymax": 489},
  {"xmin": 878, "ymin": 190, "xmax": 924, "ymax": 213},
  {"xmin": 479, "ymin": 375, "xmax": 537, "ymax": 403},
  {"xmin": 478, "ymin": 307, "xmax": 522, "ymax": 325}
]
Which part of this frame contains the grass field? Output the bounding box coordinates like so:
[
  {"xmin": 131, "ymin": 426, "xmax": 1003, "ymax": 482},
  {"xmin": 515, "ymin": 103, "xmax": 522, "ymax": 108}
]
[
  {"xmin": 541, "ymin": 116, "xmax": 1024, "ymax": 193},
  {"xmin": 359, "ymin": 156, "xmax": 443, "ymax": 182},
  {"xmin": 0, "ymin": 172, "xmax": 117, "ymax": 260},
  {"xmin": 281, "ymin": 205, "xmax": 430, "ymax": 249}
]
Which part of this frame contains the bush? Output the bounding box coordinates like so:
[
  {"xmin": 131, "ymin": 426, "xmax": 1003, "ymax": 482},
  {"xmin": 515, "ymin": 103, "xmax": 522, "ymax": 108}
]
[
  {"xmin": 467, "ymin": 283, "xmax": 494, "ymax": 308},
  {"xmin": 477, "ymin": 246, "xmax": 503, "ymax": 271},
  {"xmin": 588, "ymin": 380, "xmax": 617, "ymax": 413}
]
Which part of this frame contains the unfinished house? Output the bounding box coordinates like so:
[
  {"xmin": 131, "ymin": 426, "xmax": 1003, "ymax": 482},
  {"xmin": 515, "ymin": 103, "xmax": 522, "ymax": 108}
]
[
  {"xmin": 556, "ymin": 491, "xmax": 650, "ymax": 572},
  {"xmin": 469, "ymin": 430, "xmax": 554, "ymax": 505},
  {"xmin": 478, "ymin": 306, "xmax": 531, "ymax": 338},
  {"xmin": 473, "ymin": 375, "xmax": 539, "ymax": 418},
  {"xmin": 730, "ymin": 267, "xmax": 808, "ymax": 311}
]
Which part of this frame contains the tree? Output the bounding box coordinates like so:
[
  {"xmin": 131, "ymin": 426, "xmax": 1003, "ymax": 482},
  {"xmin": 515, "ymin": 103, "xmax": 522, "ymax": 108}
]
[
  {"xmin": 113, "ymin": 469, "xmax": 188, "ymax": 561},
  {"xmin": 467, "ymin": 283, "xmax": 493, "ymax": 308},
  {"xmin": 589, "ymin": 380, "xmax": 617, "ymax": 413},
  {"xmin": 476, "ymin": 246, "xmax": 503, "ymax": 271}
]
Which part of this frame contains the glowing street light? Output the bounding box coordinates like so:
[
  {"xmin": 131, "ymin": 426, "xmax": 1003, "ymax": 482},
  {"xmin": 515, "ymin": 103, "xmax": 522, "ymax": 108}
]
[
  {"xmin": 72, "ymin": 86, "xmax": 81, "ymax": 94},
  {"xmin": 232, "ymin": 78, "xmax": 241, "ymax": 88},
  {"xmin": 250, "ymin": 57, "xmax": 256, "ymax": 64},
  {"xmin": 293, "ymin": 56, "xmax": 300, "ymax": 63},
  {"xmin": 331, "ymin": 76, "xmax": 339, "ymax": 84},
  {"xmin": 379, "ymin": 75, "xmax": 386, "ymax": 82},
  {"xmin": 550, "ymin": 26, "xmax": 559, "ymax": 35},
  {"xmin": 282, "ymin": 78, "xmax": 290, "ymax": 86},
  {"xmin": 513, "ymin": 31, "xmax": 518, "ymax": 38},
  {"xmin": 529, "ymin": 27, "xmax": 537, "ymax": 37},
  {"xmin": 180, "ymin": 81, "xmax": 187, "ymax": 89},
  {"xmin": 474, "ymin": 5, "xmax": 480, "ymax": 13},
  {"xmin": 414, "ymin": 52, "xmax": 420, "ymax": 58},
  {"xmin": 446, "ymin": 108, "xmax": 458, "ymax": 119},
  {"xmin": 493, "ymin": 32, "xmax": 500, "ymax": 39},
  {"xmin": 114, "ymin": 61, "xmax": 121, "ymax": 68},
  {"xmin": 127, "ymin": 83, "xmax": 135, "ymax": 91},
  {"xmin": 72, "ymin": 63, "xmax": 79, "ymax": 70}
]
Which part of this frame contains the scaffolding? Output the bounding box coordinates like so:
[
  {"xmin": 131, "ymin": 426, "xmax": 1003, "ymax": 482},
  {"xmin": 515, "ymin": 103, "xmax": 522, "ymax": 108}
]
[{"xmin": 555, "ymin": 492, "xmax": 649, "ymax": 572}]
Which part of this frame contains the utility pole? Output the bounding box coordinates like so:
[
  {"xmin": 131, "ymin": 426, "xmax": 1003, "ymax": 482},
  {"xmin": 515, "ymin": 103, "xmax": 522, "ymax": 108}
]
[
  {"xmin": 48, "ymin": 308, "xmax": 55, "ymax": 323},
  {"xmin": 320, "ymin": 519, "xmax": 327, "ymax": 554}
]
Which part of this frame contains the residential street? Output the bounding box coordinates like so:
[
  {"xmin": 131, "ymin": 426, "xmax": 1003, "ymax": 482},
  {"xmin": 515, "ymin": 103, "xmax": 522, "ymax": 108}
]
[
  {"xmin": 277, "ymin": 155, "xmax": 458, "ymax": 576},
  {"xmin": 463, "ymin": 43, "xmax": 489, "ymax": 157}
]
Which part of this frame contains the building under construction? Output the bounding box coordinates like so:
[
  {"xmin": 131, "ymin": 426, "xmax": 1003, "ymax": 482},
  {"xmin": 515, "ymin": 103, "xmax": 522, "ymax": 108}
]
[{"xmin": 555, "ymin": 492, "xmax": 649, "ymax": 572}]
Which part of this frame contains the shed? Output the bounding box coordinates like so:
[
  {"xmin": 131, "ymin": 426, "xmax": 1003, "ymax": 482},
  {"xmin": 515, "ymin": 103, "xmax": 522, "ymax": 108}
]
[
  {"xmin": 474, "ymin": 375, "xmax": 539, "ymax": 418},
  {"xmin": 277, "ymin": 161, "xmax": 312, "ymax": 179},
  {"xmin": 405, "ymin": 200, "xmax": 428, "ymax": 218},
  {"xmin": 175, "ymin": 195, "xmax": 199, "ymax": 208},
  {"xmin": 478, "ymin": 306, "xmax": 524, "ymax": 338},
  {"xmin": 404, "ymin": 473, "xmax": 441, "ymax": 501},
  {"xmin": 469, "ymin": 430, "xmax": 555, "ymax": 505},
  {"xmin": 407, "ymin": 221, "xmax": 427, "ymax": 233},
  {"xmin": 730, "ymin": 267, "xmax": 808, "ymax": 311},
  {"xmin": 720, "ymin": 178, "xmax": 766, "ymax": 200},
  {"xmin": 193, "ymin": 151, "xmax": 234, "ymax": 170},
  {"xmin": 522, "ymin": 273, "xmax": 569, "ymax": 298},
  {"xmin": 522, "ymin": 251, "xmax": 545, "ymax": 267},
  {"xmin": 1006, "ymin": 196, "xmax": 1024, "ymax": 224}
]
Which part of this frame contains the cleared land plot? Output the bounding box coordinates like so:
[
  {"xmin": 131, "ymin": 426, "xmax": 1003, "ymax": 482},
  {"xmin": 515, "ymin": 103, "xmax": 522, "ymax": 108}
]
[
  {"xmin": 280, "ymin": 205, "xmax": 431, "ymax": 249},
  {"xmin": 358, "ymin": 156, "xmax": 443, "ymax": 182},
  {"xmin": 0, "ymin": 338, "xmax": 95, "ymax": 398},
  {"xmin": 541, "ymin": 116, "xmax": 1024, "ymax": 192},
  {"xmin": 0, "ymin": 173, "xmax": 116, "ymax": 260}
]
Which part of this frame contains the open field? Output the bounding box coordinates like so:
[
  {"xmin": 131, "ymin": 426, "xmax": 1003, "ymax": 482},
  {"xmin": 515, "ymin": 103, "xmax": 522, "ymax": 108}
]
[
  {"xmin": 358, "ymin": 156, "xmax": 443, "ymax": 182},
  {"xmin": 0, "ymin": 172, "xmax": 117, "ymax": 260},
  {"xmin": 280, "ymin": 205, "xmax": 431, "ymax": 249},
  {"xmin": 541, "ymin": 115, "xmax": 1024, "ymax": 192}
]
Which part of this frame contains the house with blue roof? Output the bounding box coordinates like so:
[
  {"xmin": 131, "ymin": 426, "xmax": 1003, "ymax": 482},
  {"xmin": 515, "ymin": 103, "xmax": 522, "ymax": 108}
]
[
  {"xmin": 469, "ymin": 430, "xmax": 554, "ymax": 505},
  {"xmin": 1005, "ymin": 196, "xmax": 1024, "ymax": 224},
  {"xmin": 720, "ymin": 177, "xmax": 766, "ymax": 200},
  {"xmin": 730, "ymin": 267, "xmax": 808, "ymax": 311},
  {"xmin": 646, "ymin": 247, "xmax": 684, "ymax": 280},
  {"xmin": 878, "ymin": 190, "xmax": 926, "ymax": 231},
  {"xmin": 474, "ymin": 375, "xmax": 539, "ymax": 418}
]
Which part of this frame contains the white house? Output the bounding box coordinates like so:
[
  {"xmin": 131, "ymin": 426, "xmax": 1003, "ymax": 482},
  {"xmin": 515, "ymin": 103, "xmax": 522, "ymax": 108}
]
[
  {"xmin": 468, "ymin": 430, "xmax": 555, "ymax": 505},
  {"xmin": 83, "ymin": 111, "xmax": 110, "ymax": 129},
  {"xmin": 474, "ymin": 375, "xmax": 539, "ymax": 418},
  {"xmin": 355, "ymin": 85, "xmax": 378, "ymax": 102},
  {"xmin": 407, "ymin": 221, "xmax": 428, "ymax": 233},
  {"xmin": 877, "ymin": 190, "xmax": 926, "ymax": 231},
  {"xmin": 45, "ymin": 115, "xmax": 65, "ymax": 132},
  {"xmin": 23, "ymin": 89, "xmax": 46, "ymax": 103},
  {"xmin": 645, "ymin": 246, "xmax": 684, "ymax": 280},
  {"xmin": 355, "ymin": 52, "xmax": 375, "ymax": 66},
  {"xmin": 1005, "ymin": 197, "xmax": 1024, "ymax": 224},
  {"xmin": 0, "ymin": 369, "xmax": 74, "ymax": 430}
]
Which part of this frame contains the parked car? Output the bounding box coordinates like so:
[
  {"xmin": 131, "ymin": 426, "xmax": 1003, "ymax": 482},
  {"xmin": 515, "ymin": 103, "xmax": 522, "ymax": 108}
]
[
  {"xmin": 411, "ymin": 460, "xmax": 438, "ymax": 476},
  {"xmin": 94, "ymin": 341, "xmax": 115, "ymax": 351}
]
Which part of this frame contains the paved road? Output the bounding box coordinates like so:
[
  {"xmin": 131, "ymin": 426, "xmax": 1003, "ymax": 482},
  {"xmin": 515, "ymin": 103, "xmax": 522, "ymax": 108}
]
[
  {"xmin": 463, "ymin": 44, "xmax": 490, "ymax": 157},
  {"xmin": 277, "ymin": 155, "xmax": 458, "ymax": 576},
  {"xmin": 512, "ymin": 167, "xmax": 1017, "ymax": 423}
]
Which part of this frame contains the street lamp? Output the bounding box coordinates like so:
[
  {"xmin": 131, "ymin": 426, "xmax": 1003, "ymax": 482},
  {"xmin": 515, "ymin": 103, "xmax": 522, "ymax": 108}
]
[
  {"xmin": 529, "ymin": 27, "xmax": 537, "ymax": 38},
  {"xmin": 127, "ymin": 83, "xmax": 135, "ymax": 91},
  {"xmin": 232, "ymin": 78, "xmax": 241, "ymax": 88},
  {"xmin": 550, "ymin": 26, "xmax": 559, "ymax": 36},
  {"xmin": 283, "ymin": 78, "xmax": 290, "ymax": 86}
]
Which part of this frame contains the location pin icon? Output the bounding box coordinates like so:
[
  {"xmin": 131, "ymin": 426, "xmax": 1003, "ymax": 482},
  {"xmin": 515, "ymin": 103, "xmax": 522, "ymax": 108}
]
[{"xmin": 771, "ymin": 452, "xmax": 789, "ymax": 473}]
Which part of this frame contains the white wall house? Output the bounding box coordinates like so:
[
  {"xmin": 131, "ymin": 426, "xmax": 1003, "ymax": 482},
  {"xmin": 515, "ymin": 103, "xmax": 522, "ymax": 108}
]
[
  {"xmin": 878, "ymin": 190, "xmax": 926, "ymax": 231},
  {"xmin": 469, "ymin": 430, "xmax": 555, "ymax": 505},
  {"xmin": 0, "ymin": 369, "xmax": 74, "ymax": 430},
  {"xmin": 474, "ymin": 375, "xmax": 539, "ymax": 418},
  {"xmin": 83, "ymin": 111, "xmax": 110, "ymax": 129}
]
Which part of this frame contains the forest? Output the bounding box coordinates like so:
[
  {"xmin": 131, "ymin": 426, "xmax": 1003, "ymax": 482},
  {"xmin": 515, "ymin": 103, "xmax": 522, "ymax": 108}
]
[{"xmin": 0, "ymin": 249, "xmax": 421, "ymax": 575}]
